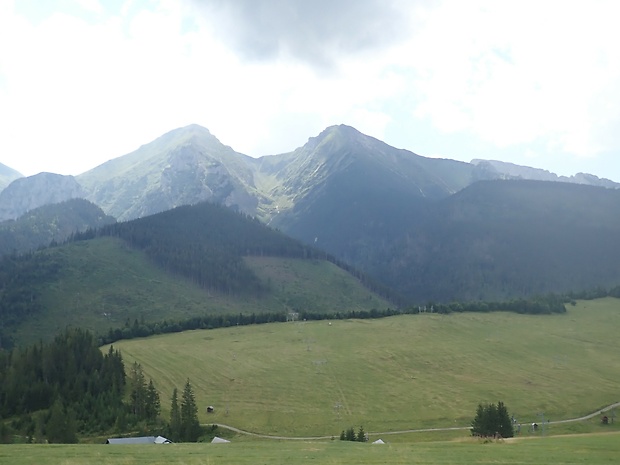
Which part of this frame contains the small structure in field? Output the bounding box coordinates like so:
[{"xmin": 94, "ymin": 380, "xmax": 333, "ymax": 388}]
[{"xmin": 106, "ymin": 436, "xmax": 172, "ymax": 444}]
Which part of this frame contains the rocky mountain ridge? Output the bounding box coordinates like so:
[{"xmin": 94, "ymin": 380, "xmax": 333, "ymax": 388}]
[{"xmin": 1, "ymin": 124, "xmax": 617, "ymax": 223}]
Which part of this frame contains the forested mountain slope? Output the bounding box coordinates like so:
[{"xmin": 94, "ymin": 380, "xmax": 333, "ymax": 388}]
[
  {"xmin": 257, "ymin": 125, "xmax": 476, "ymax": 263},
  {"xmin": 0, "ymin": 201, "xmax": 393, "ymax": 348},
  {"xmin": 370, "ymin": 180, "xmax": 620, "ymax": 302},
  {"xmin": 0, "ymin": 198, "xmax": 115, "ymax": 256}
]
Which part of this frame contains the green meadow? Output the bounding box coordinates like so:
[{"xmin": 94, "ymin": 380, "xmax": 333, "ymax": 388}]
[
  {"xmin": 107, "ymin": 297, "xmax": 620, "ymax": 439},
  {"xmin": 2, "ymin": 433, "xmax": 620, "ymax": 465}
]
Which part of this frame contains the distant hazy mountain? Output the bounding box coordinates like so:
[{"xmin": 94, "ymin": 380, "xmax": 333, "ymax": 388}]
[
  {"xmin": 0, "ymin": 163, "xmax": 23, "ymax": 192},
  {"xmin": 0, "ymin": 198, "xmax": 115, "ymax": 256},
  {"xmin": 0, "ymin": 173, "xmax": 85, "ymax": 221},
  {"xmin": 471, "ymin": 159, "xmax": 620, "ymax": 188}
]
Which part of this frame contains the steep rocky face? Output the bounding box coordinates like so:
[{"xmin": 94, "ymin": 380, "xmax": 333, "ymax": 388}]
[
  {"xmin": 77, "ymin": 125, "xmax": 266, "ymax": 220},
  {"xmin": 0, "ymin": 173, "xmax": 86, "ymax": 221},
  {"xmin": 0, "ymin": 162, "xmax": 23, "ymax": 192}
]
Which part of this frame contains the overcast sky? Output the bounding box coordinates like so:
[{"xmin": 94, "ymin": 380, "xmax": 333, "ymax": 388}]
[{"xmin": 1, "ymin": 0, "xmax": 620, "ymax": 182}]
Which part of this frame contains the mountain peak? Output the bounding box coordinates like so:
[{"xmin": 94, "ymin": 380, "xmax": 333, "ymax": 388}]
[
  {"xmin": 153, "ymin": 124, "xmax": 219, "ymax": 148},
  {"xmin": 301, "ymin": 124, "xmax": 373, "ymax": 154},
  {"xmin": 167, "ymin": 124, "xmax": 213, "ymax": 137},
  {"xmin": 318, "ymin": 124, "xmax": 364, "ymax": 141}
]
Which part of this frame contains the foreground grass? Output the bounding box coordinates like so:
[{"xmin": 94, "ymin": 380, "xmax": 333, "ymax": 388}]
[
  {"xmin": 2, "ymin": 433, "xmax": 620, "ymax": 465},
  {"xmin": 108, "ymin": 298, "xmax": 620, "ymax": 438}
]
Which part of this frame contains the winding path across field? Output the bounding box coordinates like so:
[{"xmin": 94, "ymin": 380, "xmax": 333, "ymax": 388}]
[{"xmin": 207, "ymin": 401, "xmax": 620, "ymax": 440}]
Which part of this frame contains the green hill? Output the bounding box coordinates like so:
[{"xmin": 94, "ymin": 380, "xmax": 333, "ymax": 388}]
[
  {"xmin": 7, "ymin": 238, "xmax": 390, "ymax": 347},
  {"xmin": 0, "ymin": 198, "xmax": 115, "ymax": 257},
  {"xmin": 2, "ymin": 202, "xmax": 393, "ymax": 348},
  {"xmin": 108, "ymin": 297, "xmax": 620, "ymax": 438}
]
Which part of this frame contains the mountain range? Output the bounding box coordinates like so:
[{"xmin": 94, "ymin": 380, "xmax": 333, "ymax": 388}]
[{"xmin": 1, "ymin": 124, "xmax": 620, "ymax": 303}]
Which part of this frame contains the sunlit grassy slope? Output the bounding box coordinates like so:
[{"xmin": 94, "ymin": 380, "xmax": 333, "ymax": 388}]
[
  {"xmin": 108, "ymin": 298, "xmax": 620, "ymax": 438},
  {"xmin": 14, "ymin": 237, "xmax": 390, "ymax": 346}
]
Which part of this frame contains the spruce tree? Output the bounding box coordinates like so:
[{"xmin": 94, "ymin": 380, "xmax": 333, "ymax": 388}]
[
  {"xmin": 145, "ymin": 379, "xmax": 161, "ymax": 422},
  {"xmin": 471, "ymin": 401, "xmax": 514, "ymax": 438},
  {"xmin": 46, "ymin": 398, "xmax": 78, "ymax": 443},
  {"xmin": 496, "ymin": 401, "xmax": 514, "ymax": 438},
  {"xmin": 357, "ymin": 425, "xmax": 366, "ymax": 442},
  {"xmin": 180, "ymin": 379, "xmax": 201, "ymax": 442},
  {"xmin": 471, "ymin": 403, "xmax": 487, "ymax": 436},
  {"xmin": 169, "ymin": 388, "xmax": 181, "ymax": 442},
  {"xmin": 128, "ymin": 362, "xmax": 147, "ymax": 419}
]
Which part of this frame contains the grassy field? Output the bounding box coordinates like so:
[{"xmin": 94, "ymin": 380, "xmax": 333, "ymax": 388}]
[
  {"xmin": 2, "ymin": 433, "xmax": 620, "ymax": 465},
  {"xmin": 13, "ymin": 237, "xmax": 390, "ymax": 345},
  {"xmin": 106, "ymin": 297, "xmax": 620, "ymax": 438}
]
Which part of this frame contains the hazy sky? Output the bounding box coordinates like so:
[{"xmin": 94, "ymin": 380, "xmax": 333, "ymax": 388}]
[{"xmin": 1, "ymin": 0, "xmax": 620, "ymax": 181}]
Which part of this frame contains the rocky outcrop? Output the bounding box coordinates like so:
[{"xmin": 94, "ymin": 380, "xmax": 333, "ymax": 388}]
[{"xmin": 0, "ymin": 173, "xmax": 86, "ymax": 221}]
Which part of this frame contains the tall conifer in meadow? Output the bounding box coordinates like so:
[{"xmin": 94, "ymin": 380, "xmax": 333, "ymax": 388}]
[
  {"xmin": 169, "ymin": 388, "xmax": 181, "ymax": 442},
  {"xmin": 180, "ymin": 379, "xmax": 201, "ymax": 442}
]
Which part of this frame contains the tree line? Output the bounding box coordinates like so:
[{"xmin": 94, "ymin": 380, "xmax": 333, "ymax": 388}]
[
  {"xmin": 0, "ymin": 328, "xmax": 126, "ymax": 441},
  {"xmin": 0, "ymin": 327, "xmax": 208, "ymax": 443},
  {"xmin": 97, "ymin": 293, "xmax": 570, "ymax": 346}
]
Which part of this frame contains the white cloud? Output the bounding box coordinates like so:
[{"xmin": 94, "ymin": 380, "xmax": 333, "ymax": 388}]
[
  {"xmin": 404, "ymin": 1, "xmax": 620, "ymax": 160},
  {"xmin": 1, "ymin": 0, "xmax": 619, "ymax": 182}
]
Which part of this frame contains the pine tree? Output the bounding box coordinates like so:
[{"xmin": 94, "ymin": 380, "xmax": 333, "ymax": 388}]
[
  {"xmin": 471, "ymin": 401, "xmax": 514, "ymax": 438},
  {"xmin": 169, "ymin": 388, "xmax": 181, "ymax": 442},
  {"xmin": 180, "ymin": 379, "xmax": 201, "ymax": 442},
  {"xmin": 471, "ymin": 403, "xmax": 487, "ymax": 436},
  {"xmin": 145, "ymin": 379, "xmax": 161, "ymax": 422},
  {"xmin": 357, "ymin": 425, "xmax": 366, "ymax": 442},
  {"xmin": 46, "ymin": 398, "xmax": 78, "ymax": 443},
  {"xmin": 496, "ymin": 401, "xmax": 514, "ymax": 438},
  {"xmin": 128, "ymin": 362, "xmax": 147, "ymax": 419}
]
